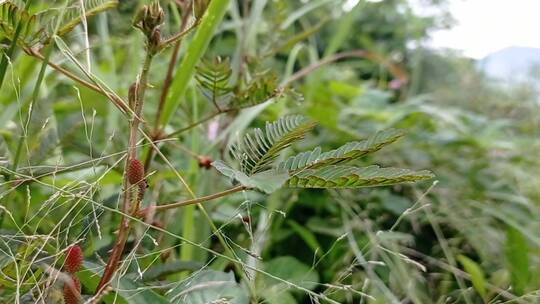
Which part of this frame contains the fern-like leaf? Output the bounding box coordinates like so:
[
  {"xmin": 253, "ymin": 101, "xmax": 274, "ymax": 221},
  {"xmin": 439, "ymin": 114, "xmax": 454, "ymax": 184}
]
[
  {"xmin": 230, "ymin": 73, "xmax": 279, "ymax": 110},
  {"xmin": 278, "ymin": 128, "xmax": 404, "ymax": 172},
  {"xmin": 232, "ymin": 115, "xmax": 316, "ymax": 175},
  {"xmin": 0, "ymin": 2, "xmax": 38, "ymax": 46},
  {"xmin": 59, "ymin": 0, "xmax": 118, "ymax": 36},
  {"xmin": 37, "ymin": 0, "xmax": 118, "ymax": 42},
  {"xmin": 287, "ymin": 165, "xmax": 433, "ymax": 188},
  {"xmin": 0, "ymin": 0, "xmax": 118, "ymax": 47},
  {"xmin": 195, "ymin": 57, "xmax": 233, "ymax": 109}
]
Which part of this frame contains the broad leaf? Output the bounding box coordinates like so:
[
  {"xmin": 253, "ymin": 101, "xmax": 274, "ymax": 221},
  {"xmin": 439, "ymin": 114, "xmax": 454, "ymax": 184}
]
[
  {"xmin": 142, "ymin": 260, "xmax": 205, "ymax": 282},
  {"xmin": 287, "ymin": 165, "xmax": 433, "ymax": 188},
  {"xmin": 166, "ymin": 270, "xmax": 249, "ymax": 304},
  {"xmin": 231, "ymin": 115, "xmax": 316, "ymax": 175},
  {"xmin": 505, "ymin": 226, "xmax": 530, "ymax": 295},
  {"xmin": 278, "ymin": 128, "xmax": 404, "ymax": 172},
  {"xmin": 259, "ymin": 256, "xmax": 319, "ymax": 304}
]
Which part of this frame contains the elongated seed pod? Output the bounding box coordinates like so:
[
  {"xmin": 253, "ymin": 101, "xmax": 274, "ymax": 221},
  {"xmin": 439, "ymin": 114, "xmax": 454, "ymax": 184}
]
[
  {"xmin": 63, "ymin": 275, "xmax": 81, "ymax": 304},
  {"xmin": 64, "ymin": 245, "xmax": 83, "ymax": 273},
  {"xmin": 127, "ymin": 158, "xmax": 144, "ymax": 185}
]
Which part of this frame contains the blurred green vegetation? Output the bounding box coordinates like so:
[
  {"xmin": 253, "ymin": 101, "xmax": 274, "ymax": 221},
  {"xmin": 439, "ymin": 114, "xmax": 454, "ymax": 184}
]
[{"xmin": 1, "ymin": 0, "xmax": 540, "ymax": 303}]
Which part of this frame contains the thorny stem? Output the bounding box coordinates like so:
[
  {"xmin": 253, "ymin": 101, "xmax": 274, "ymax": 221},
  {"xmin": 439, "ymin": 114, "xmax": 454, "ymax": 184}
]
[
  {"xmin": 137, "ymin": 185, "xmax": 248, "ymax": 217},
  {"xmin": 94, "ymin": 52, "xmax": 154, "ymax": 296}
]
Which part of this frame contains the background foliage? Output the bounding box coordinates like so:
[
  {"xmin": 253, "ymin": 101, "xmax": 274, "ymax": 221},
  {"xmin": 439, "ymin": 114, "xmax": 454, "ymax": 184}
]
[{"xmin": 1, "ymin": 0, "xmax": 540, "ymax": 303}]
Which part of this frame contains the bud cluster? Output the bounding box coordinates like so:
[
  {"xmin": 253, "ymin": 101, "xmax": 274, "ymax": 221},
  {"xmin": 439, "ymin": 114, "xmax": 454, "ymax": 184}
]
[{"xmin": 133, "ymin": 1, "xmax": 164, "ymax": 52}]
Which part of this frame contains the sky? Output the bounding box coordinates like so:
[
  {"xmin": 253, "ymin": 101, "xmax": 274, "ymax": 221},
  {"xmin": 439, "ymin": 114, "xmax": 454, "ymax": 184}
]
[{"xmin": 425, "ymin": 0, "xmax": 540, "ymax": 59}]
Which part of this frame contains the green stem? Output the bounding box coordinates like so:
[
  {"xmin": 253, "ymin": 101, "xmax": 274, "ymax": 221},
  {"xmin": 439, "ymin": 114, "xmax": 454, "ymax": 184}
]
[
  {"xmin": 179, "ymin": 87, "xmax": 200, "ymax": 278},
  {"xmin": 159, "ymin": 0, "xmax": 231, "ymax": 127},
  {"xmin": 10, "ymin": 45, "xmax": 54, "ymax": 178}
]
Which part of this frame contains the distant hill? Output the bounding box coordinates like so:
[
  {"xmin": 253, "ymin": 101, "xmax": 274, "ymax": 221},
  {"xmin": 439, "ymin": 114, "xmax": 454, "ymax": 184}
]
[{"xmin": 479, "ymin": 46, "xmax": 540, "ymax": 82}]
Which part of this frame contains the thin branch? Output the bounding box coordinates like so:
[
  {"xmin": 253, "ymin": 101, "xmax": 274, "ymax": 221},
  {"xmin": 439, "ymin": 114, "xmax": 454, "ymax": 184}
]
[
  {"xmin": 281, "ymin": 50, "xmax": 408, "ymax": 87},
  {"xmin": 166, "ymin": 109, "xmax": 226, "ymax": 138},
  {"xmin": 29, "ymin": 50, "xmax": 130, "ymax": 114},
  {"xmin": 145, "ymin": 2, "xmax": 193, "ymax": 171},
  {"xmin": 156, "ymin": 18, "xmax": 201, "ymax": 52},
  {"xmin": 137, "ymin": 185, "xmax": 249, "ymax": 217}
]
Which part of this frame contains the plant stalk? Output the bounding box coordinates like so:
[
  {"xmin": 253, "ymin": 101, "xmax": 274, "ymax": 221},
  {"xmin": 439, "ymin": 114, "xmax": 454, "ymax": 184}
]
[{"xmin": 94, "ymin": 52, "xmax": 154, "ymax": 295}]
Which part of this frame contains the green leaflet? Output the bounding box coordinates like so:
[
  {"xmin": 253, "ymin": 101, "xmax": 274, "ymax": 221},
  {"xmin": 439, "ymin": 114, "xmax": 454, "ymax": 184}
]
[
  {"xmin": 286, "ymin": 165, "xmax": 433, "ymax": 188},
  {"xmin": 278, "ymin": 128, "xmax": 404, "ymax": 172},
  {"xmin": 231, "ymin": 115, "xmax": 316, "ymax": 175},
  {"xmin": 212, "ymin": 160, "xmax": 288, "ymax": 194},
  {"xmin": 196, "ymin": 57, "xmax": 233, "ymax": 108},
  {"xmin": 195, "ymin": 57, "xmax": 280, "ymax": 111},
  {"xmin": 214, "ymin": 116, "xmax": 433, "ymax": 192},
  {"xmin": 54, "ymin": 0, "xmax": 119, "ymax": 37},
  {"xmin": 0, "ymin": 1, "xmax": 37, "ymax": 46},
  {"xmin": 0, "ymin": 0, "xmax": 118, "ymax": 47}
]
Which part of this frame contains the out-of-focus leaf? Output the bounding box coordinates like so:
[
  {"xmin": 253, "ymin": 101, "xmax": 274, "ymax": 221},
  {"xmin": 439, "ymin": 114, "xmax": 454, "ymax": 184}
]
[
  {"xmin": 166, "ymin": 269, "xmax": 249, "ymax": 304},
  {"xmin": 457, "ymin": 255, "xmax": 487, "ymax": 300},
  {"xmin": 259, "ymin": 256, "xmax": 319, "ymax": 304},
  {"xmin": 505, "ymin": 226, "xmax": 530, "ymax": 295},
  {"xmin": 142, "ymin": 260, "xmax": 205, "ymax": 282},
  {"xmin": 288, "ymin": 220, "xmax": 322, "ymax": 257}
]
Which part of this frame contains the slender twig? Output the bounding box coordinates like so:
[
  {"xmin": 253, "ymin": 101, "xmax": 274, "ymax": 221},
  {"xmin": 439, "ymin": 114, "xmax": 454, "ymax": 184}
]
[
  {"xmin": 137, "ymin": 185, "xmax": 248, "ymax": 216},
  {"xmin": 29, "ymin": 50, "xmax": 130, "ymax": 114},
  {"xmin": 282, "ymin": 50, "xmax": 407, "ymax": 87},
  {"xmin": 156, "ymin": 18, "xmax": 200, "ymax": 52},
  {"xmin": 166, "ymin": 109, "xmax": 227, "ymax": 137},
  {"xmin": 145, "ymin": 2, "xmax": 193, "ymax": 172}
]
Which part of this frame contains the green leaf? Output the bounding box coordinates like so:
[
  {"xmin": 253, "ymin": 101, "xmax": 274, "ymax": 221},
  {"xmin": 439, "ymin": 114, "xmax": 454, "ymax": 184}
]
[
  {"xmin": 166, "ymin": 269, "xmax": 249, "ymax": 304},
  {"xmin": 230, "ymin": 73, "xmax": 279, "ymax": 110},
  {"xmin": 41, "ymin": 0, "xmax": 118, "ymax": 38},
  {"xmin": 278, "ymin": 128, "xmax": 404, "ymax": 172},
  {"xmin": 142, "ymin": 260, "xmax": 205, "ymax": 282},
  {"xmin": 0, "ymin": 1, "xmax": 38, "ymax": 46},
  {"xmin": 0, "ymin": 1, "xmax": 118, "ymax": 47},
  {"xmin": 288, "ymin": 220, "xmax": 323, "ymax": 257},
  {"xmin": 287, "ymin": 165, "xmax": 433, "ymax": 188},
  {"xmin": 505, "ymin": 226, "xmax": 530, "ymax": 295},
  {"xmin": 195, "ymin": 57, "xmax": 233, "ymax": 107},
  {"xmin": 212, "ymin": 160, "xmax": 288, "ymax": 193},
  {"xmin": 160, "ymin": 0, "xmax": 231, "ymax": 127},
  {"xmin": 231, "ymin": 115, "xmax": 316, "ymax": 175},
  {"xmin": 457, "ymin": 255, "xmax": 487, "ymax": 300},
  {"xmin": 260, "ymin": 256, "xmax": 319, "ymax": 293}
]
